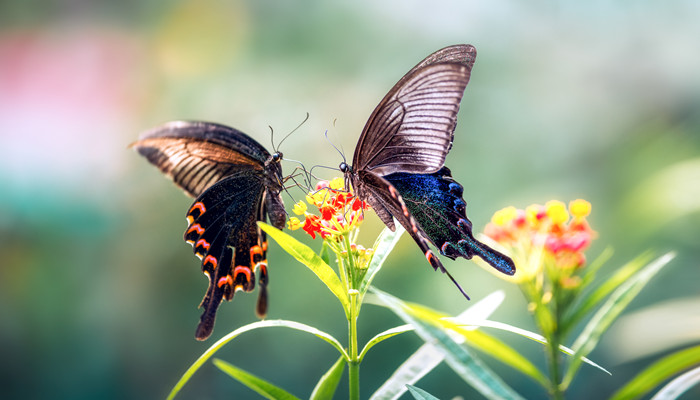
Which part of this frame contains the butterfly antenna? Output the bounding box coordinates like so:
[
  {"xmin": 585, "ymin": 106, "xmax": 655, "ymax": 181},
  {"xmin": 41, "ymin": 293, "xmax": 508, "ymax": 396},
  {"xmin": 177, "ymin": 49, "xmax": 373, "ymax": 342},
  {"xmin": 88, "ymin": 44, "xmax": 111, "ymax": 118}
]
[
  {"xmin": 276, "ymin": 112, "xmax": 309, "ymax": 151},
  {"xmin": 269, "ymin": 125, "xmax": 276, "ymax": 153},
  {"xmin": 324, "ymin": 129, "xmax": 346, "ymax": 164}
]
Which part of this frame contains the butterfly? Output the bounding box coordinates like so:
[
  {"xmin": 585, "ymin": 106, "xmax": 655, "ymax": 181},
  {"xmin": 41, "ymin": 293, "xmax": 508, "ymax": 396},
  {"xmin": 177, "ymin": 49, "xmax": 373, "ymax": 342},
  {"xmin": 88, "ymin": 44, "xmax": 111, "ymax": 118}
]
[
  {"xmin": 340, "ymin": 44, "xmax": 516, "ymax": 298},
  {"xmin": 132, "ymin": 121, "xmax": 287, "ymax": 340}
]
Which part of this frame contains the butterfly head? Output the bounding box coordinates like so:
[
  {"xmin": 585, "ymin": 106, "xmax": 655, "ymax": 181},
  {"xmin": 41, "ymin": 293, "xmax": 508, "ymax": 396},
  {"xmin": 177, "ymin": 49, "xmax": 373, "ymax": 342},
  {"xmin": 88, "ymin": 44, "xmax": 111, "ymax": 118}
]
[
  {"xmin": 339, "ymin": 161, "xmax": 351, "ymax": 174},
  {"xmin": 271, "ymin": 151, "xmax": 283, "ymax": 162}
]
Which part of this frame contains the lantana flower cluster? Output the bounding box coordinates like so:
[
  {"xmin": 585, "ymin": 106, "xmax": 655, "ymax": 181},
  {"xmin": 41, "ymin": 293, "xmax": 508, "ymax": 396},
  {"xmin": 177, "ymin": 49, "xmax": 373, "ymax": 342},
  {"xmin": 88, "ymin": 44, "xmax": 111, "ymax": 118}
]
[
  {"xmin": 288, "ymin": 177, "xmax": 370, "ymax": 241},
  {"xmin": 483, "ymin": 199, "xmax": 596, "ymax": 286}
]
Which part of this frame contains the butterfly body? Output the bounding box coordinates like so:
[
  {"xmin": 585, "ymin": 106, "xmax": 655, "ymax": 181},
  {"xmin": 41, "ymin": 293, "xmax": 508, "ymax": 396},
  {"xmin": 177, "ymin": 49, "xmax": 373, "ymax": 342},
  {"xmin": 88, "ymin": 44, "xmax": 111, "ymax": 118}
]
[
  {"xmin": 132, "ymin": 121, "xmax": 284, "ymax": 340},
  {"xmin": 342, "ymin": 44, "xmax": 515, "ymax": 296}
]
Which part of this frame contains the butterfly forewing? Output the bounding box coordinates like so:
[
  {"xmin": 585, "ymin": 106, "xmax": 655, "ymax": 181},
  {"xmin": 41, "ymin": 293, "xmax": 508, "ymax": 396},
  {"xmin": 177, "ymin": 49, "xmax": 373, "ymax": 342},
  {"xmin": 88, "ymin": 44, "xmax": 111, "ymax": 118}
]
[
  {"xmin": 132, "ymin": 121, "xmax": 270, "ymax": 198},
  {"xmin": 354, "ymin": 63, "xmax": 473, "ymax": 176}
]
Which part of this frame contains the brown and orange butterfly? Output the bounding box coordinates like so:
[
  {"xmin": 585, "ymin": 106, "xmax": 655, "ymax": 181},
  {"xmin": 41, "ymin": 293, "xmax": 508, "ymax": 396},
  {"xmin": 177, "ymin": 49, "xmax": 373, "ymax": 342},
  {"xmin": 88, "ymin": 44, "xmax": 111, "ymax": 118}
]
[{"xmin": 132, "ymin": 121, "xmax": 286, "ymax": 340}]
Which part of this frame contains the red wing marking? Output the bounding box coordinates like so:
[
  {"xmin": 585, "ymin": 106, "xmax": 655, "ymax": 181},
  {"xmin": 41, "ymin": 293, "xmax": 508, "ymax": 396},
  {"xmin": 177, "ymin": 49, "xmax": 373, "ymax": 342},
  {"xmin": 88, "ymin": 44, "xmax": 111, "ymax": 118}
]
[
  {"xmin": 196, "ymin": 239, "xmax": 211, "ymax": 250},
  {"xmin": 189, "ymin": 202, "xmax": 207, "ymax": 215},
  {"xmin": 187, "ymin": 224, "xmax": 205, "ymax": 235},
  {"xmin": 203, "ymin": 255, "xmax": 218, "ymax": 269},
  {"xmin": 217, "ymin": 275, "xmax": 233, "ymax": 288},
  {"xmin": 233, "ymin": 265, "xmax": 252, "ymax": 282},
  {"xmin": 262, "ymin": 241, "xmax": 268, "ymax": 252}
]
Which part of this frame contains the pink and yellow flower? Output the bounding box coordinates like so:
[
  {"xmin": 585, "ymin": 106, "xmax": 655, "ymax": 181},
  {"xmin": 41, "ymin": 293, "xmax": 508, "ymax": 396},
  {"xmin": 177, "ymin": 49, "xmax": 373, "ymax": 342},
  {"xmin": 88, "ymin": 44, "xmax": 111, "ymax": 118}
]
[{"xmin": 483, "ymin": 199, "xmax": 596, "ymax": 285}]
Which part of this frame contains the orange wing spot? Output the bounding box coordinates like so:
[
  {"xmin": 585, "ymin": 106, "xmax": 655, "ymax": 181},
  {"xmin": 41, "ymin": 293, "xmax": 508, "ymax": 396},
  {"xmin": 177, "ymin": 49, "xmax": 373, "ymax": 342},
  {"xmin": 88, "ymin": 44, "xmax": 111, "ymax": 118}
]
[
  {"xmin": 251, "ymin": 245, "xmax": 263, "ymax": 256},
  {"xmin": 203, "ymin": 255, "xmax": 218, "ymax": 269},
  {"xmin": 425, "ymin": 250, "xmax": 436, "ymax": 263},
  {"xmin": 189, "ymin": 202, "xmax": 206, "ymax": 215},
  {"xmin": 411, "ymin": 219, "xmax": 418, "ymax": 233},
  {"xmin": 187, "ymin": 224, "xmax": 205, "ymax": 235},
  {"xmin": 186, "ymin": 215, "xmax": 194, "ymax": 225},
  {"xmin": 402, "ymin": 204, "xmax": 410, "ymax": 217},
  {"xmin": 262, "ymin": 241, "xmax": 268, "ymax": 252},
  {"xmin": 203, "ymin": 270, "xmax": 211, "ymax": 279},
  {"xmin": 255, "ymin": 261, "xmax": 268, "ymax": 272},
  {"xmin": 196, "ymin": 239, "xmax": 211, "ymax": 250},
  {"xmin": 250, "ymin": 245, "xmax": 264, "ymax": 266},
  {"xmin": 217, "ymin": 275, "xmax": 233, "ymax": 288},
  {"xmin": 233, "ymin": 265, "xmax": 252, "ymax": 282},
  {"xmin": 389, "ymin": 185, "xmax": 397, "ymax": 199}
]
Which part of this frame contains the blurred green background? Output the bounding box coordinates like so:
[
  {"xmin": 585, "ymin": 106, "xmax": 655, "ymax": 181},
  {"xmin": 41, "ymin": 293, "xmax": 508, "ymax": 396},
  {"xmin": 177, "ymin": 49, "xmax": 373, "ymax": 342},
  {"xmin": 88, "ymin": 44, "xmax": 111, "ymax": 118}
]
[{"xmin": 1, "ymin": 1, "xmax": 699, "ymax": 399}]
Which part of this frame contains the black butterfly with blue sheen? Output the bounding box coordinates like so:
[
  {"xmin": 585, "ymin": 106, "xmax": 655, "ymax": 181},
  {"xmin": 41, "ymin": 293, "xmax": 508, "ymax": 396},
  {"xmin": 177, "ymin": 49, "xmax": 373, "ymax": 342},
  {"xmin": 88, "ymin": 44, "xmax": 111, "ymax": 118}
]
[
  {"xmin": 131, "ymin": 121, "xmax": 286, "ymax": 340},
  {"xmin": 341, "ymin": 44, "xmax": 515, "ymax": 298}
]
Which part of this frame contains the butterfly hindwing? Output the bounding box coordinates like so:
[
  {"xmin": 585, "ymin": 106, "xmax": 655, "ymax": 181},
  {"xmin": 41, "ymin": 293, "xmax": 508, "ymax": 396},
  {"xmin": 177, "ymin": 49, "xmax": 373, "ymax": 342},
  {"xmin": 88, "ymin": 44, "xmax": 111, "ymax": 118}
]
[
  {"xmin": 185, "ymin": 172, "xmax": 273, "ymax": 340},
  {"xmin": 385, "ymin": 168, "xmax": 515, "ymax": 275}
]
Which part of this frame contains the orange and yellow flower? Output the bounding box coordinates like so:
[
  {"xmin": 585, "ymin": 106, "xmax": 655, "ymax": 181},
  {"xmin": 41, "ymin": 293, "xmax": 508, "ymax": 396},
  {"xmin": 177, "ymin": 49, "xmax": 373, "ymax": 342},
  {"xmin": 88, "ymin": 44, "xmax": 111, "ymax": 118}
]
[{"xmin": 287, "ymin": 177, "xmax": 370, "ymax": 241}]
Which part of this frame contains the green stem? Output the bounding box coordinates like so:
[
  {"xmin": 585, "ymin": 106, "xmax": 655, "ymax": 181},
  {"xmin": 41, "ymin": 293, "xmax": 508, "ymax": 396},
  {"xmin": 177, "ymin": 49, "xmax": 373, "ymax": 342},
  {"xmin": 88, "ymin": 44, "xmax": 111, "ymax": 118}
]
[
  {"xmin": 546, "ymin": 330, "xmax": 564, "ymax": 400},
  {"xmin": 348, "ymin": 291, "xmax": 360, "ymax": 400}
]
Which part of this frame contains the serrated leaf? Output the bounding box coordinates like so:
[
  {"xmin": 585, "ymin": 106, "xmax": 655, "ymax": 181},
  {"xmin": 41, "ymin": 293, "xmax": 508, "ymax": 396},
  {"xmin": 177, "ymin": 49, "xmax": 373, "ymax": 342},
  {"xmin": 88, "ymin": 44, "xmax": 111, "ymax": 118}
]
[
  {"xmin": 406, "ymin": 385, "xmax": 440, "ymax": 400},
  {"xmin": 372, "ymin": 288, "xmax": 524, "ymax": 400},
  {"xmin": 258, "ymin": 222, "xmax": 349, "ymax": 311},
  {"xmin": 610, "ymin": 345, "xmax": 700, "ymax": 400},
  {"xmin": 167, "ymin": 320, "xmax": 346, "ymax": 400},
  {"xmin": 310, "ymin": 356, "xmax": 346, "ymax": 400},
  {"xmin": 370, "ymin": 291, "xmax": 505, "ymax": 400},
  {"xmin": 213, "ymin": 358, "xmax": 300, "ymax": 400},
  {"xmin": 563, "ymin": 252, "xmax": 676, "ymax": 388}
]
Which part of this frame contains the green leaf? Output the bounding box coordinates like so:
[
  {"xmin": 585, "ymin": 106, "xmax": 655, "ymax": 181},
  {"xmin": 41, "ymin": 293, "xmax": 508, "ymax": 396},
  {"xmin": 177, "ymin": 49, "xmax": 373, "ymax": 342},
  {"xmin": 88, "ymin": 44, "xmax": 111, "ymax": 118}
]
[
  {"xmin": 406, "ymin": 303, "xmax": 548, "ymax": 389},
  {"xmin": 310, "ymin": 356, "xmax": 346, "ymax": 400},
  {"xmin": 359, "ymin": 324, "xmax": 413, "ymax": 362},
  {"xmin": 258, "ymin": 222, "xmax": 349, "ymax": 311},
  {"xmin": 563, "ymin": 252, "xmax": 676, "ymax": 388},
  {"xmin": 167, "ymin": 320, "xmax": 347, "ymax": 400},
  {"xmin": 610, "ymin": 345, "xmax": 700, "ymax": 400},
  {"xmin": 360, "ymin": 224, "xmax": 404, "ymax": 295},
  {"xmin": 370, "ymin": 291, "xmax": 506, "ymax": 400},
  {"xmin": 406, "ymin": 385, "xmax": 440, "ymax": 400},
  {"xmin": 319, "ymin": 241, "xmax": 331, "ymax": 266},
  {"xmin": 450, "ymin": 319, "xmax": 609, "ymax": 376},
  {"xmin": 563, "ymin": 251, "xmax": 653, "ymax": 331},
  {"xmin": 652, "ymin": 365, "xmax": 700, "ymax": 400},
  {"xmin": 372, "ymin": 288, "xmax": 524, "ymax": 400},
  {"xmin": 213, "ymin": 358, "xmax": 301, "ymax": 400}
]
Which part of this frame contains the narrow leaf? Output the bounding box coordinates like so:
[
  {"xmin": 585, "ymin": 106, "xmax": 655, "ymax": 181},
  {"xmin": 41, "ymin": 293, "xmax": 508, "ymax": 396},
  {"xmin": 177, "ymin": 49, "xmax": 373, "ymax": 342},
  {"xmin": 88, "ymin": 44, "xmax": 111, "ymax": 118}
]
[
  {"xmin": 320, "ymin": 241, "xmax": 331, "ymax": 266},
  {"xmin": 359, "ymin": 325, "xmax": 413, "ymax": 362},
  {"xmin": 652, "ymin": 365, "xmax": 700, "ymax": 400},
  {"xmin": 167, "ymin": 320, "xmax": 347, "ymax": 400},
  {"xmin": 563, "ymin": 251, "xmax": 653, "ymax": 330},
  {"xmin": 408, "ymin": 304, "xmax": 548, "ymax": 388},
  {"xmin": 406, "ymin": 385, "xmax": 440, "ymax": 400},
  {"xmin": 310, "ymin": 356, "xmax": 346, "ymax": 400},
  {"xmin": 449, "ymin": 319, "xmax": 609, "ymax": 375},
  {"xmin": 563, "ymin": 252, "xmax": 676, "ymax": 387},
  {"xmin": 361, "ymin": 224, "xmax": 404, "ymax": 295},
  {"xmin": 610, "ymin": 345, "xmax": 700, "ymax": 400},
  {"xmin": 213, "ymin": 359, "xmax": 300, "ymax": 400},
  {"xmin": 258, "ymin": 222, "xmax": 349, "ymax": 310},
  {"xmin": 370, "ymin": 291, "xmax": 505, "ymax": 400},
  {"xmin": 372, "ymin": 288, "xmax": 524, "ymax": 400}
]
